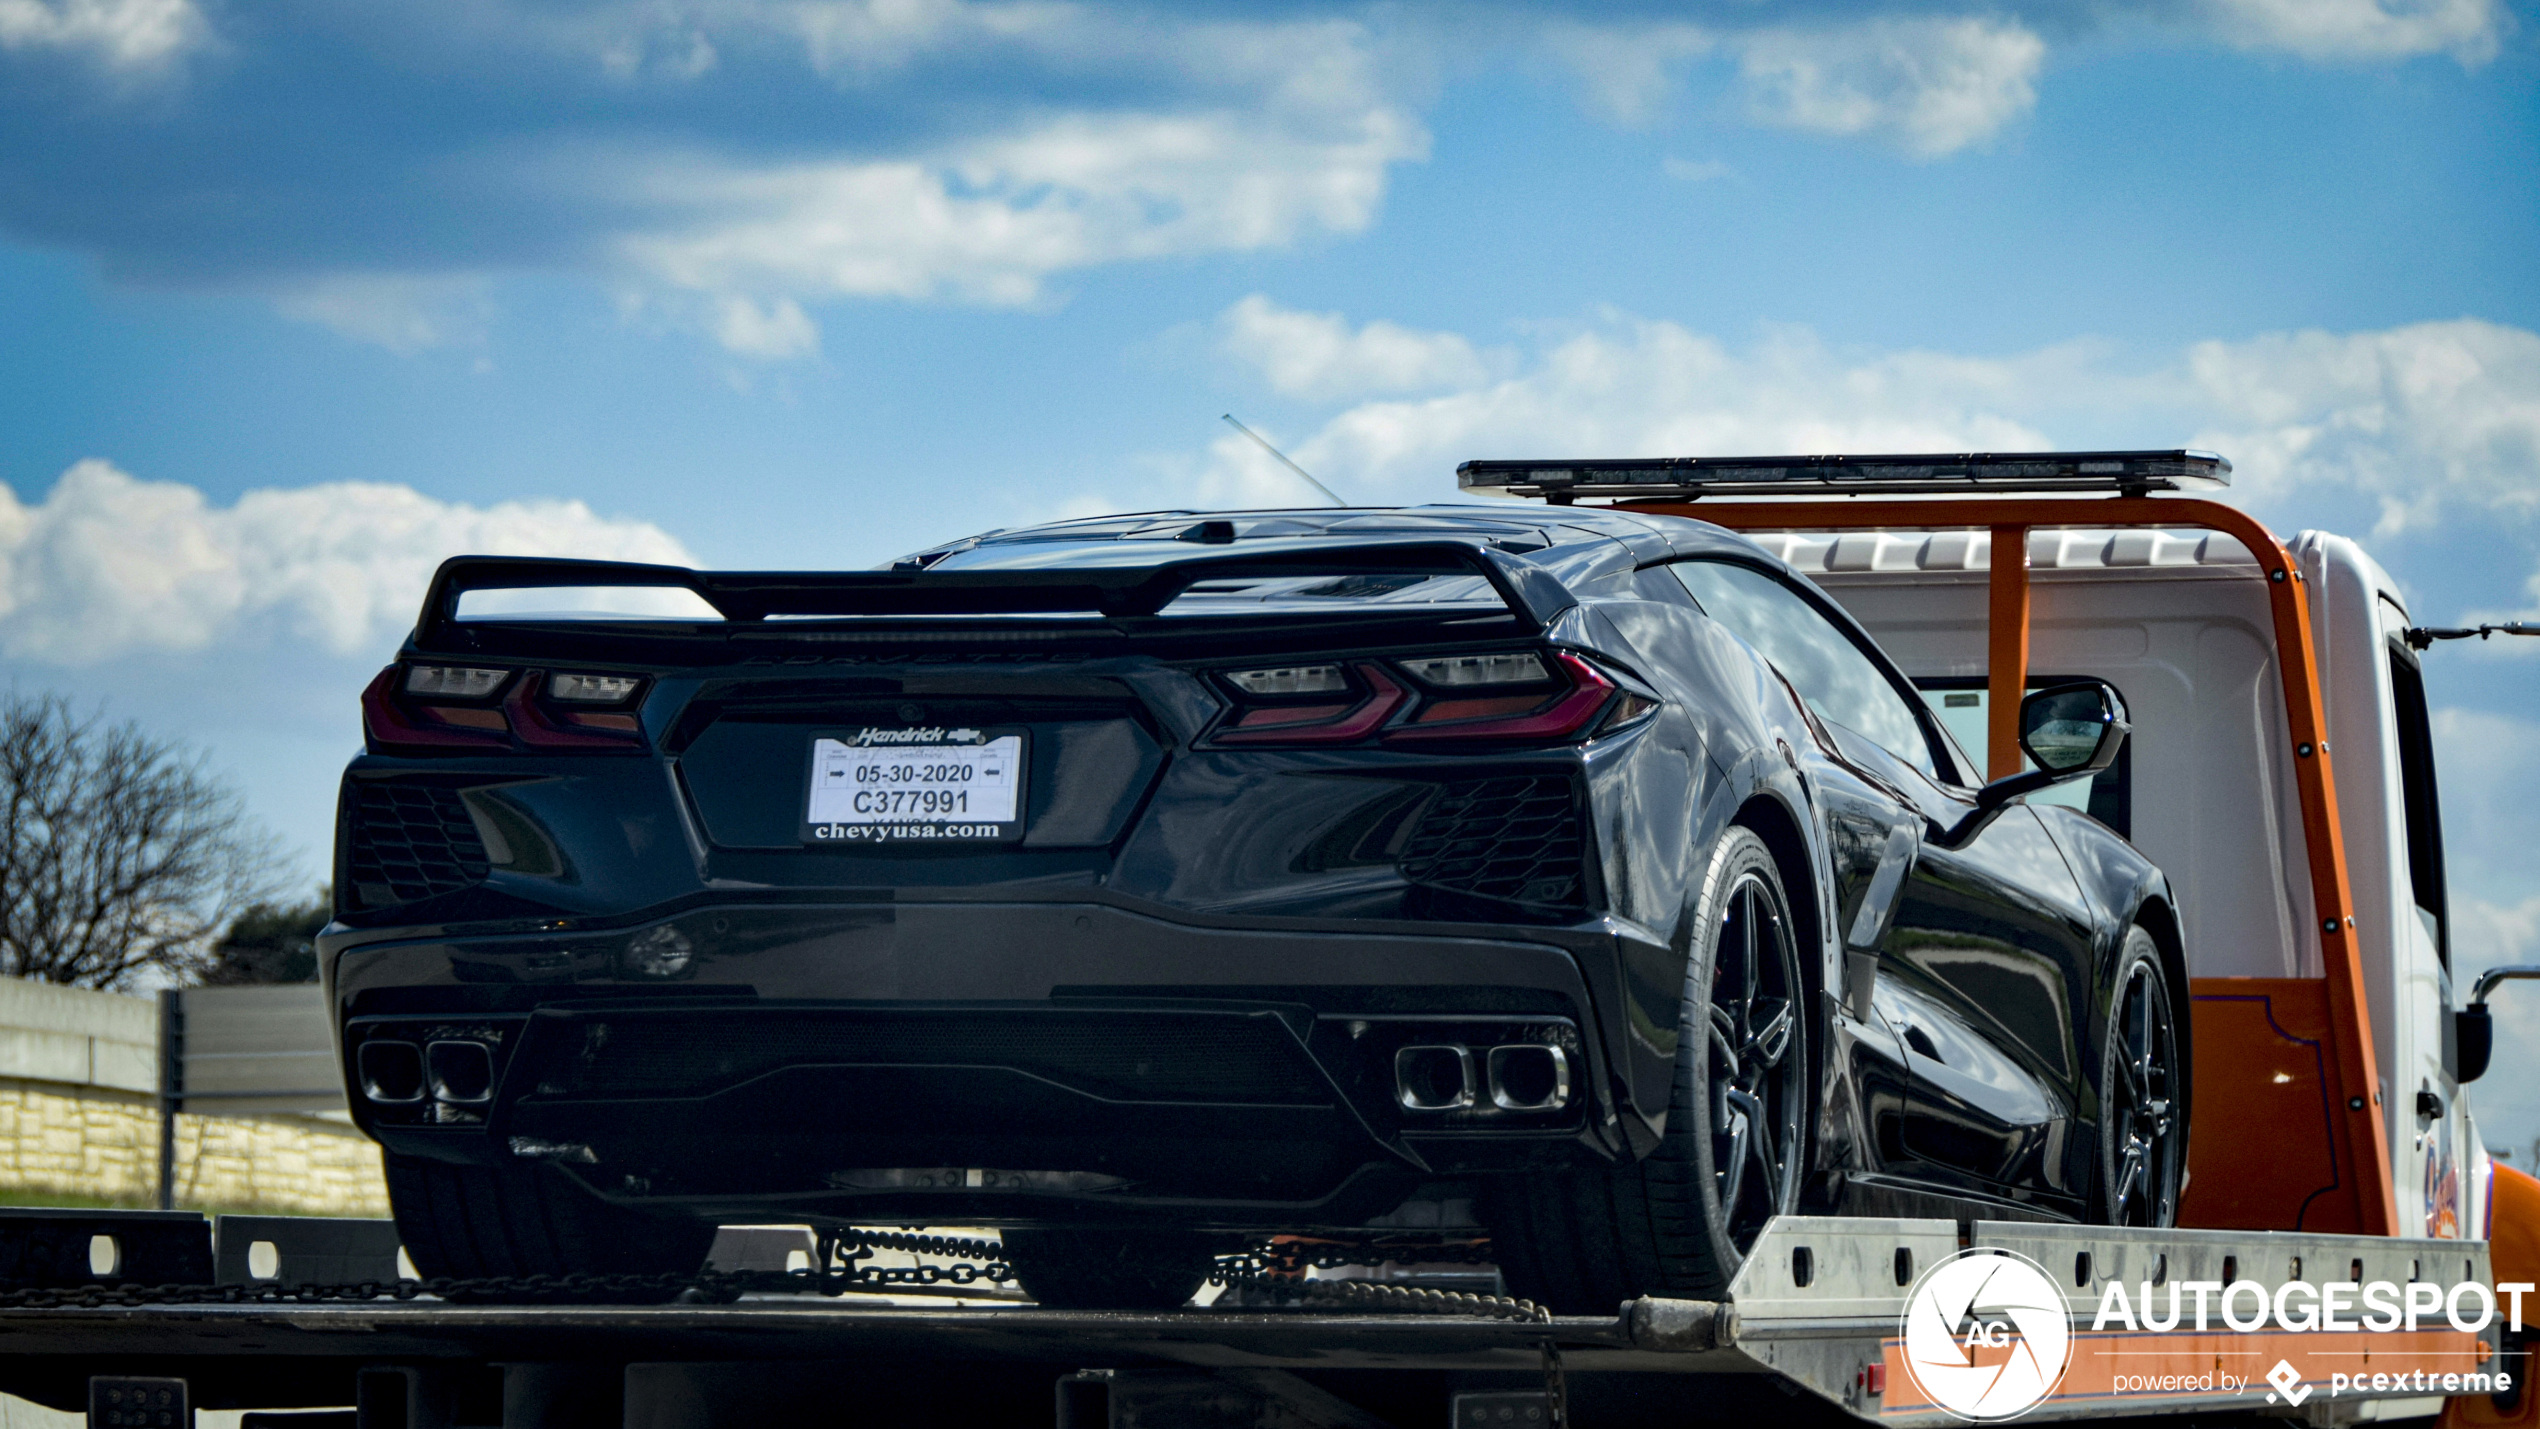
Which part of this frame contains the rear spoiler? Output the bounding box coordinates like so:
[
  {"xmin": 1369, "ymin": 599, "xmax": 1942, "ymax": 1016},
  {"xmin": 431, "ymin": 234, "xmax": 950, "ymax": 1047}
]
[{"xmin": 411, "ymin": 541, "xmax": 1579, "ymax": 649}]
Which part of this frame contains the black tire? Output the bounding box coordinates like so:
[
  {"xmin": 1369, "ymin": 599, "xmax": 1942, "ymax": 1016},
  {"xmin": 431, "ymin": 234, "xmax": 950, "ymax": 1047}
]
[
  {"xmin": 1486, "ymin": 826, "xmax": 1809, "ymax": 1314},
  {"xmin": 384, "ymin": 1153, "xmax": 716, "ymax": 1299},
  {"xmin": 2093, "ymin": 926, "xmax": 2185, "ymax": 1227},
  {"xmin": 1001, "ymin": 1229, "xmax": 1217, "ymax": 1310}
]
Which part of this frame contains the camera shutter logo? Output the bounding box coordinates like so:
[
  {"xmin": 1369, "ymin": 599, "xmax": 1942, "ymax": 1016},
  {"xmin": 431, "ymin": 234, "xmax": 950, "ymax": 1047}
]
[{"xmin": 1900, "ymin": 1248, "xmax": 2074, "ymax": 1420}]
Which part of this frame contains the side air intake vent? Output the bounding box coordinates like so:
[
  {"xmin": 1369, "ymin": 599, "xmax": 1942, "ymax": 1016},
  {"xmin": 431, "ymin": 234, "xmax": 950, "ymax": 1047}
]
[
  {"xmin": 1399, "ymin": 776, "xmax": 1583, "ymax": 907},
  {"xmin": 346, "ymin": 782, "xmax": 491, "ymax": 909}
]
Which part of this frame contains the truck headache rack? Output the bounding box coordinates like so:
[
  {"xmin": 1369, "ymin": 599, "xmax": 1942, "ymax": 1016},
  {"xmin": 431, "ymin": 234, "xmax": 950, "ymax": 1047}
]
[{"xmin": 1457, "ymin": 449, "xmax": 2231, "ymax": 501}]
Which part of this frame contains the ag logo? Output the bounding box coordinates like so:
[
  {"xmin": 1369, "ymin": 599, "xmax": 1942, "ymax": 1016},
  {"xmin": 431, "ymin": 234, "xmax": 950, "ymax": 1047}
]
[{"xmin": 1899, "ymin": 1248, "xmax": 2073, "ymax": 1420}]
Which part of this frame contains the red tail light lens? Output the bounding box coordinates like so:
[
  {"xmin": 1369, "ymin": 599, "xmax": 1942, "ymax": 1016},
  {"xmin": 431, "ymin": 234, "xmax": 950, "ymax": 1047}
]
[
  {"xmin": 364, "ymin": 665, "xmax": 648, "ymax": 753},
  {"xmin": 362, "ymin": 668, "xmax": 510, "ymax": 750},
  {"xmin": 1215, "ymin": 664, "xmax": 1406, "ymax": 745},
  {"xmin": 505, "ymin": 673, "xmax": 643, "ymax": 748},
  {"xmin": 1384, "ymin": 652, "xmax": 1616, "ymax": 744},
  {"xmin": 1210, "ymin": 649, "xmax": 1647, "ymax": 747}
]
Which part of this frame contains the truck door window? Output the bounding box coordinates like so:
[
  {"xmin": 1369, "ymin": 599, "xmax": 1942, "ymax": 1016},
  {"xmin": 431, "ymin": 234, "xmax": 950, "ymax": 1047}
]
[
  {"xmin": 1669, "ymin": 558, "xmax": 1943, "ymax": 779},
  {"xmin": 2386, "ymin": 642, "xmax": 2450, "ymax": 970}
]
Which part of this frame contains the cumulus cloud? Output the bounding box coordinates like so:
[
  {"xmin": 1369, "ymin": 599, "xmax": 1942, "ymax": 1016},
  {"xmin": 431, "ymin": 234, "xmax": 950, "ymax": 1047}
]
[
  {"xmin": 2183, "ymin": 319, "xmax": 2540, "ymax": 534},
  {"xmin": 1733, "ymin": 16, "xmax": 2046, "ymax": 159},
  {"xmin": 0, "ymin": 0, "xmax": 204, "ymax": 70},
  {"xmin": 621, "ymin": 104, "xmax": 1422, "ymax": 314},
  {"xmin": 0, "ymin": 0, "xmax": 2511, "ymax": 359},
  {"xmin": 1187, "ymin": 306, "xmax": 2540, "ymax": 544},
  {"xmin": 2432, "ymin": 706, "xmax": 2540, "ymax": 897},
  {"xmin": 712, "ymin": 294, "xmax": 821, "ymax": 360},
  {"xmin": 2198, "ymin": 0, "xmax": 2507, "ymax": 64},
  {"xmin": 1215, "ymin": 294, "xmax": 1490, "ymax": 402},
  {"xmin": 1195, "ymin": 316, "xmax": 2061, "ymax": 504},
  {"xmin": 1543, "ymin": 20, "xmax": 1715, "ymax": 127},
  {"xmin": 0, "ymin": 461, "xmax": 694, "ymax": 663},
  {"xmin": 268, "ymin": 274, "xmax": 494, "ymax": 356}
]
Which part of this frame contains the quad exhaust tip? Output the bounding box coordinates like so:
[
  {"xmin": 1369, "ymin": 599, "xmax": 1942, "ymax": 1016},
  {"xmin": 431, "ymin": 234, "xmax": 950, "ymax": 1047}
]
[{"xmin": 1394, "ymin": 1043, "xmax": 1570, "ymax": 1113}]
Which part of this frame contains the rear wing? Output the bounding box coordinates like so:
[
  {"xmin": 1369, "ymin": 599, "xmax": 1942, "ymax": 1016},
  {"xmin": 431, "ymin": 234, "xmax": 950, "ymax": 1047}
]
[{"xmin": 409, "ymin": 541, "xmax": 1580, "ymax": 652}]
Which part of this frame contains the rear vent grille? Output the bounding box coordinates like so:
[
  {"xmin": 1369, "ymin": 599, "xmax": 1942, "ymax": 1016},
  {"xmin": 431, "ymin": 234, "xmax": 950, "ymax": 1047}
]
[
  {"xmin": 1400, "ymin": 776, "xmax": 1583, "ymax": 906},
  {"xmin": 529, "ymin": 1011, "xmax": 1328, "ymax": 1106},
  {"xmin": 346, "ymin": 783, "xmax": 490, "ymax": 908}
]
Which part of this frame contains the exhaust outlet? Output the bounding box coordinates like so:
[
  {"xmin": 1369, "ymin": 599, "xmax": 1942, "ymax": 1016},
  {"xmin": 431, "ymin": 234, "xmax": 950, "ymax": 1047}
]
[
  {"xmin": 1394, "ymin": 1045, "xmax": 1475, "ymax": 1111},
  {"xmin": 1487, "ymin": 1044, "xmax": 1570, "ymax": 1111}
]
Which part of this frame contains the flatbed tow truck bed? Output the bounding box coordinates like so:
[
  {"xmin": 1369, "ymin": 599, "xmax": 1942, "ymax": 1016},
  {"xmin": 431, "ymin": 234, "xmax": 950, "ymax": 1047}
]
[{"xmin": 0, "ymin": 1213, "xmax": 2509, "ymax": 1427}]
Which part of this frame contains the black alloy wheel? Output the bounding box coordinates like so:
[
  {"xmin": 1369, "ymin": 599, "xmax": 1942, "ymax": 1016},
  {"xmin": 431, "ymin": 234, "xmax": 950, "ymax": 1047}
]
[
  {"xmin": 2097, "ymin": 926, "xmax": 2184, "ymax": 1227},
  {"xmin": 1708, "ymin": 859, "xmax": 1808, "ymax": 1251},
  {"xmin": 1485, "ymin": 827, "xmax": 1809, "ymax": 1312}
]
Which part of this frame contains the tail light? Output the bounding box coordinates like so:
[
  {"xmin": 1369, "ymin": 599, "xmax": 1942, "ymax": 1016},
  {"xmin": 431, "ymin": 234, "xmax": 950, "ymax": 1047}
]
[
  {"xmin": 364, "ymin": 664, "xmax": 649, "ymax": 753},
  {"xmin": 1213, "ymin": 664, "xmax": 1407, "ymax": 745},
  {"xmin": 1210, "ymin": 649, "xmax": 1655, "ymax": 747},
  {"xmin": 1387, "ymin": 651, "xmax": 1616, "ymax": 744}
]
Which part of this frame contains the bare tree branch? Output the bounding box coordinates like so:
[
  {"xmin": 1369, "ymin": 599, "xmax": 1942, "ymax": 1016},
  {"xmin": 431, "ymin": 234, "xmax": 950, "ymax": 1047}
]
[{"xmin": 0, "ymin": 693, "xmax": 287, "ymax": 989}]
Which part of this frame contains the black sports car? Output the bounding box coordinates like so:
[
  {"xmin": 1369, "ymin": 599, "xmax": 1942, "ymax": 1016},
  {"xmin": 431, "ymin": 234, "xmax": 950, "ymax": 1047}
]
[{"xmin": 324, "ymin": 502, "xmax": 2188, "ymax": 1311}]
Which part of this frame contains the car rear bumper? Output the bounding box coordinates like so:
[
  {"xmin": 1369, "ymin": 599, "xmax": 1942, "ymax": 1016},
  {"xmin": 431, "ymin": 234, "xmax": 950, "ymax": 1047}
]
[{"xmin": 327, "ymin": 901, "xmax": 1634, "ymax": 1231}]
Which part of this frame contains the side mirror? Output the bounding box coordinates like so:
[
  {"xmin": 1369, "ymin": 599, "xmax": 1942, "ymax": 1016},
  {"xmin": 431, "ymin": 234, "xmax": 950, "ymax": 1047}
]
[
  {"xmin": 2457, "ymin": 965, "xmax": 2540, "ymax": 1086},
  {"xmin": 2457, "ymin": 1005, "xmax": 2493, "ymax": 1083},
  {"xmin": 1932, "ymin": 680, "xmax": 2131, "ymax": 849},
  {"xmin": 2018, "ymin": 681, "xmax": 2130, "ymax": 777}
]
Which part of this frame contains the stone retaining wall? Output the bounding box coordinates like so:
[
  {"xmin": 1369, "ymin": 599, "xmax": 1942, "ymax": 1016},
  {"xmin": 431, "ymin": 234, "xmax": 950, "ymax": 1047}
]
[
  {"xmin": 0, "ymin": 976, "xmax": 389, "ymax": 1218},
  {"xmin": 0, "ymin": 1076, "xmax": 388, "ymax": 1216}
]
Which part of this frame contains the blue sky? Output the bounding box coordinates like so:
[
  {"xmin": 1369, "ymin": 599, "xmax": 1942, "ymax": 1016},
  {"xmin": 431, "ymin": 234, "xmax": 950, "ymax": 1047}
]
[{"xmin": 2, "ymin": 0, "xmax": 2538, "ymax": 1125}]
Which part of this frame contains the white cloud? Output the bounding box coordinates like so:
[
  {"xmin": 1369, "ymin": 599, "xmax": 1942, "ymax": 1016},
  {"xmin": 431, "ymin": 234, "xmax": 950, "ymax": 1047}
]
[
  {"xmin": 1543, "ymin": 20, "xmax": 1715, "ymax": 127},
  {"xmin": 783, "ymin": 0, "xmax": 1065, "ymax": 80},
  {"xmin": 1734, "ymin": 16, "xmax": 2046, "ymax": 159},
  {"xmin": 2182, "ymin": 319, "xmax": 2540, "ymax": 534},
  {"xmin": 712, "ymin": 294, "xmax": 821, "ymax": 360},
  {"xmin": 269, "ymin": 274, "xmax": 495, "ymax": 356},
  {"xmin": 2198, "ymin": 0, "xmax": 2506, "ymax": 63},
  {"xmin": 0, "ymin": 0, "xmax": 204, "ymax": 70},
  {"xmin": 589, "ymin": 11, "xmax": 1423, "ymax": 318},
  {"xmin": 1209, "ymin": 318, "xmax": 2059, "ymax": 505},
  {"xmin": 1190, "ymin": 308, "xmax": 2540, "ymax": 548},
  {"xmin": 1661, "ymin": 156, "xmax": 1735, "ymax": 183},
  {"xmin": 2432, "ymin": 707, "xmax": 2540, "ymax": 902},
  {"xmin": 616, "ymin": 102, "xmax": 1423, "ymax": 310},
  {"xmin": 1215, "ymin": 295, "xmax": 1489, "ymax": 402},
  {"xmin": 0, "ymin": 461, "xmax": 695, "ymax": 664},
  {"xmin": 2460, "ymin": 897, "xmax": 2540, "ymax": 974}
]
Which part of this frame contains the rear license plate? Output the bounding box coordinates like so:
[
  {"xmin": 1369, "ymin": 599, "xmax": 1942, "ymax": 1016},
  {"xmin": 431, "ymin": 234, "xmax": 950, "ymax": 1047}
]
[{"xmin": 802, "ymin": 726, "xmax": 1027, "ymax": 844}]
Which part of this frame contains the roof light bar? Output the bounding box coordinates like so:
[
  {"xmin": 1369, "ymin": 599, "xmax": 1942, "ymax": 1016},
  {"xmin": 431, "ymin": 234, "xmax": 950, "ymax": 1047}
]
[{"xmin": 1456, "ymin": 450, "xmax": 2230, "ymax": 501}]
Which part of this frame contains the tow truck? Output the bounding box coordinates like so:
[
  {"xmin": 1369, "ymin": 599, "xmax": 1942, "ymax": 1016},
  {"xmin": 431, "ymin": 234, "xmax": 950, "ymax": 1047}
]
[{"xmin": 6, "ymin": 452, "xmax": 2533, "ymax": 1429}]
